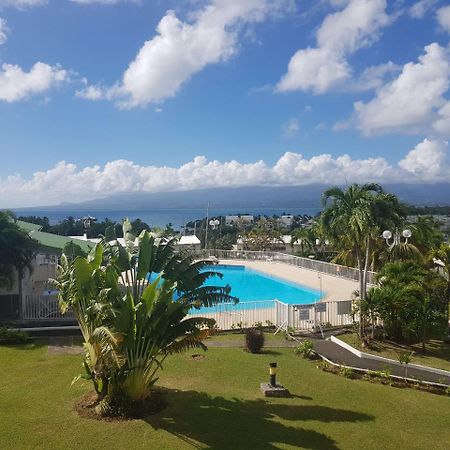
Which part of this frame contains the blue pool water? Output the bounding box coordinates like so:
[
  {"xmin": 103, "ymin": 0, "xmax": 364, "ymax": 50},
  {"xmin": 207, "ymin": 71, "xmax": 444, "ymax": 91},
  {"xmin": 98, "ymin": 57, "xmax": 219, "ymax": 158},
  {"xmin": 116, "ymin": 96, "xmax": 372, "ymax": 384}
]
[{"xmin": 203, "ymin": 265, "xmax": 321, "ymax": 306}]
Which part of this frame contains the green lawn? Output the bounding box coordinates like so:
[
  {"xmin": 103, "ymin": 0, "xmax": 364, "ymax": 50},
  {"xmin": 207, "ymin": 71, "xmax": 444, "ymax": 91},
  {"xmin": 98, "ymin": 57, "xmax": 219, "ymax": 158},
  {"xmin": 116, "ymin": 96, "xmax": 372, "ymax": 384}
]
[
  {"xmin": 339, "ymin": 333, "xmax": 450, "ymax": 372},
  {"xmin": 0, "ymin": 341, "xmax": 449, "ymax": 449}
]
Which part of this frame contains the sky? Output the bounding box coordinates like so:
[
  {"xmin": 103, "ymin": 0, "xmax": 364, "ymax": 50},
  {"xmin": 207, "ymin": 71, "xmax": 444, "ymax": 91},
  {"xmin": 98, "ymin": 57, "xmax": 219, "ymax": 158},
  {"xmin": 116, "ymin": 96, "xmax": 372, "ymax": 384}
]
[{"xmin": 0, "ymin": 0, "xmax": 450, "ymax": 207}]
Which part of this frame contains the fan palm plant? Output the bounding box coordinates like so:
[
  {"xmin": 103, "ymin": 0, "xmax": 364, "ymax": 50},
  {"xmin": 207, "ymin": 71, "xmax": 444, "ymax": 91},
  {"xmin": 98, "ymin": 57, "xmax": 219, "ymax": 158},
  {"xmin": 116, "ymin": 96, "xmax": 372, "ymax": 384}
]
[{"xmin": 54, "ymin": 220, "xmax": 237, "ymax": 415}]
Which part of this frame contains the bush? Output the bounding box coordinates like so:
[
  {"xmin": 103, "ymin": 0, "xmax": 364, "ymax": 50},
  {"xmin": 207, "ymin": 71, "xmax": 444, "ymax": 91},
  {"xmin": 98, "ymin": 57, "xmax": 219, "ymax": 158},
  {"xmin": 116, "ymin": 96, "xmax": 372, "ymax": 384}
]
[
  {"xmin": 245, "ymin": 328, "xmax": 265, "ymax": 353},
  {"xmin": 294, "ymin": 340, "xmax": 314, "ymax": 359},
  {"xmin": 0, "ymin": 326, "xmax": 29, "ymax": 344}
]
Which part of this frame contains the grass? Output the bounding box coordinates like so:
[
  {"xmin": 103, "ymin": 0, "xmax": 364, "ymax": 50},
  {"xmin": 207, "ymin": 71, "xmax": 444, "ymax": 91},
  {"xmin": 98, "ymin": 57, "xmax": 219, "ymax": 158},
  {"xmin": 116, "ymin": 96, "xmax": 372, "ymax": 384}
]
[
  {"xmin": 339, "ymin": 333, "xmax": 450, "ymax": 372},
  {"xmin": 0, "ymin": 340, "xmax": 449, "ymax": 449}
]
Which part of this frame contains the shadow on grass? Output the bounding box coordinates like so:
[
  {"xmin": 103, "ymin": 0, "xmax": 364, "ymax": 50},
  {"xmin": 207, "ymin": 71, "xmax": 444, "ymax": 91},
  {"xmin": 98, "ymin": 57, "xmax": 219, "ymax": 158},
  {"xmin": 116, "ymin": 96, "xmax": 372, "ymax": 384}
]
[
  {"xmin": 260, "ymin": 349, "xmax": 283, "ymax": 356},
  {"xmin": 146, "ymin": 389, "xmax": 374, "ymax": 450}
]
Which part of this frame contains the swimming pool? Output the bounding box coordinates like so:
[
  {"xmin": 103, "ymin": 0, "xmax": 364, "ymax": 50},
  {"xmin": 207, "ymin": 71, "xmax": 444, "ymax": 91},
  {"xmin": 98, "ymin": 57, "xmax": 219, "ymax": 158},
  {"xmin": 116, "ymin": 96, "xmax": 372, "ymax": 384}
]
[{"xmin": 203, "ymin": 264, "xmax": 322, "ymax": 306}]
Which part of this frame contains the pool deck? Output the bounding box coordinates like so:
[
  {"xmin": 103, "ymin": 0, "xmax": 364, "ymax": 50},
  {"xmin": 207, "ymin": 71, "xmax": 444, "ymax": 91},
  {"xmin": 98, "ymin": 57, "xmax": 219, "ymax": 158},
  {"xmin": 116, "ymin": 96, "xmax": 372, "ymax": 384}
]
[{"xmin": 216, "ymin": 259, "xmax": 358, "ymax": 302}]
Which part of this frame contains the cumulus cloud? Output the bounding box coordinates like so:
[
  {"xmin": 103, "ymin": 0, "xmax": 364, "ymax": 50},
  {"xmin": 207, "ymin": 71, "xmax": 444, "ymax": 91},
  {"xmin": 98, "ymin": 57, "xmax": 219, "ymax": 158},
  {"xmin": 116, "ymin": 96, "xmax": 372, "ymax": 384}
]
[
  {"xmin": 282, "ymin": 118, "xmax": 300, "ymax": 137},
  {"xmin": 437, "ymin": 5, "xmax": 450, "ymax": 33},
  {"xmin": 1, "ymin": 139, "xmax": 449, "ymax": 207},
  {"xmin": 0, "ymin": 62, "xmax": 68, "ymax": 102},
  {"xmin": 0, "ymin": 0, "xmax": 47, "ymax": 8},
  {"xmin": 399, "ymin": 138, "xmax": 449, "ymax": 180},
  {"xmin": 80, "ymin": 0, "xmax": 293, "ymax": 109},
  {"xmin": 276, "ymin": 0, "xmax": 391, "ymax": 94},
  {"xmin": 352, "ymin": 43, "xmax": 450, "ymax": 136},
  {"xmin": 409, "ymin": 0, "xmax": 437, "ymax": 19},
  {"xmin": 0, "ymin": 17, "xmax": 7, "ymax": 44},
  {"xmin": 69, "ymin": 0, "xmax": 139, "ymax": 4}
]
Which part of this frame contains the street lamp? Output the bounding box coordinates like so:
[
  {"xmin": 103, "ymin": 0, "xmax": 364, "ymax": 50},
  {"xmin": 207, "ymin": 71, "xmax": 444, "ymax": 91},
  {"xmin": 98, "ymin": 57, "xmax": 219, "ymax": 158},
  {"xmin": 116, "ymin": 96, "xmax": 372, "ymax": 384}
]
[
  {"xmin": 209, "ymin": 218, "xmax": 220, "ymax": 230},
  {"xmin": 382, "ymin": 229, "xmax": 412, "ymax": 247}
]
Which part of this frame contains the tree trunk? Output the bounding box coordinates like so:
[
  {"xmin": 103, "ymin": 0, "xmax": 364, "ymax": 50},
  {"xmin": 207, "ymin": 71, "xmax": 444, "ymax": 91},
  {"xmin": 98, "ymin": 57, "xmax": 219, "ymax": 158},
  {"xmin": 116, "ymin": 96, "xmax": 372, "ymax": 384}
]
[
  {"xmin": 362, "ymin": 236, "xmax": 371, "ymax": 301},
  {"xmin": 356, "ymin": 248, "xmax": 364, "ymax": 338}
]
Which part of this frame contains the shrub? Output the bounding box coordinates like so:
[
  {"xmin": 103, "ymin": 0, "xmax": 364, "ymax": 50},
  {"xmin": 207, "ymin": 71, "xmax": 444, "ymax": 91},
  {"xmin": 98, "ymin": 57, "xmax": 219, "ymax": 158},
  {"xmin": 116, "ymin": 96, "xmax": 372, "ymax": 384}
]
[
  {"xmin": 294, "ymin": 340, "xmax": 314, "ymax": 359},
  {"xmin": 245, "ymin": 328, "xmax": 265, "ymax": 353},
  {"xmin": 339, "ymin": 366, "xmax": 357, "ymax": 379},
  {"xmin": 0, "ymin": 326, "xmax": 29, "ymax": 344}
]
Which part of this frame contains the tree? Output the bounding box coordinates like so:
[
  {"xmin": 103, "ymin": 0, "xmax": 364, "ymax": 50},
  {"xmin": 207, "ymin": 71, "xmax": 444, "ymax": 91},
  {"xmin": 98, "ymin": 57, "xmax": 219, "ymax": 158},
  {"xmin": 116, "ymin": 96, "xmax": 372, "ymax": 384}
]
[
  {"xmin": 0, "ymin": 212, "xmax": 35, "ymax": 297},
  {"xmin": 53, "ymin": 219, "xmax": 237, "ymax": 416},
  {"xmin": 62, "ymin": 241, "xmax": 88, "ymax": 261},
  {"xmin": 321, "ymin": 184, "xmax": 404, "ymax": 336},
  {"xmin": 242, "ymin": 217, "xmax": 282, "ymax": 251},
  {"xmin": 372, "ymin": 261, "xmax": 447, "ymax": 349},
  {"xmin": 428, "ymin": 243, "xmax": 450, "ymax": 329}
]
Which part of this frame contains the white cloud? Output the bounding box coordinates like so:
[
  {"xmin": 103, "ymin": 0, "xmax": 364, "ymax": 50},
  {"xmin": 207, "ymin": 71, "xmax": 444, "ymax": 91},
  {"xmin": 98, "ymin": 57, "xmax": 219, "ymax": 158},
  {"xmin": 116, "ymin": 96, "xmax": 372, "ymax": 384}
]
[
  {"xmin": 282, "ymin": 117, "xmax": 300, "ymax": 137},
  {"xmin": 0, "ymin": 62, "xmax": 68, "ymax": 102},
  {"xmin": 276, "ymin": 0, "xmax": 391, "ymax": 94},
  {"xmin": 1, "ymin": 139, "xmax": 449, "ymax": 207},
  {"xmin": 352, "ymin": 61, "xmax": 400, "ymax": 92},
  {"xmin": 409, "ymin": 0, "xmax": 437, "ymax": 19},
  {"xmin": 399, "ymin": 138, "xmax": 449, "ymax": 180},
  {"xmin": 353, "ymin": 43, "xmax": 450, "ymax": 135},
  {"xmin": 0, "ymin": 17, "xmax": 7, "ymax": 44},
  {"xmin": 0, "ymin": 0, "xmax": 47, "ymax": 8},
  {"xmin": 437, "ymin": 5, "xmax": 450, "ymax": 34},
  {"xmin": 69, "ymin": 0, "xmax": 138, "ymax": 4},
  {"xmin": 80, "ymin": 0, "xmax": 294, "ymax": 109}
]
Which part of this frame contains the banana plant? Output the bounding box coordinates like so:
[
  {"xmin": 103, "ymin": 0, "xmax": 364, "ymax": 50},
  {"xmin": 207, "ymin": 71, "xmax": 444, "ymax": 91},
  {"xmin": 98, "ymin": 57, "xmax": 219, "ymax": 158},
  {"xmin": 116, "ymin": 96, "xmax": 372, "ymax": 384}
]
[{"xmin": 54, "ymin": 220, "xmax": 237, "ymax": 414}]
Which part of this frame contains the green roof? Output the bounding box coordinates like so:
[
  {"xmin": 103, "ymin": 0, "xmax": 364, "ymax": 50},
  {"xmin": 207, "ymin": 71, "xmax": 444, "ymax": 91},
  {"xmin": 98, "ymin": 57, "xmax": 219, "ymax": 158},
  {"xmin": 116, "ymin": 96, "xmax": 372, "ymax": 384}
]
[
  {"xmin": 28, "ymin": 230, "xmax": 94, "ymax": 253},
  {"xmin": 16, "ymin": 220, "xmax": 43, "ymax": 232}
]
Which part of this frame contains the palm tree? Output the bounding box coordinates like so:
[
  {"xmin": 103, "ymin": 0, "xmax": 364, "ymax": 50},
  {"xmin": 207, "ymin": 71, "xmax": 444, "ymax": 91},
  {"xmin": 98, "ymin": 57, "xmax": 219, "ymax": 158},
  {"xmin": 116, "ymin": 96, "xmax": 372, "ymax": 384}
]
[
  {"xmin": 0, "ymin": 212, "xmax": 36, "ymax": 316},
  {"xmin": 291, "ymin": 227, "xmax": 315, "ymax": 256},
  {"xmin": 54, "ymin": 219, "xmax": 237, "ymax": 416},
  {"xmin": 321, "ymin": 184, "xmax": 404, "ymax": 336}
]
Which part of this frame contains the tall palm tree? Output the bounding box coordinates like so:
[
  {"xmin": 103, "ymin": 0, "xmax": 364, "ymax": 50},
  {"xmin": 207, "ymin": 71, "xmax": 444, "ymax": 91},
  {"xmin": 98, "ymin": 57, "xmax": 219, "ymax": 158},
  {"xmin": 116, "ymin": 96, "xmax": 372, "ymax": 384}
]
[{"xmin": 321, "ymin": 184, "xmax": 404, "ymax": 336}]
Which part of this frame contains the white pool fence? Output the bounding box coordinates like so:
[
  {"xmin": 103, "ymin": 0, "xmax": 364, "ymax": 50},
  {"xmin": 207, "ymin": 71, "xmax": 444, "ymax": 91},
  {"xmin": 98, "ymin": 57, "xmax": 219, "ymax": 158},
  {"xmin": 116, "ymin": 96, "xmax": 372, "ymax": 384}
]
[
  {"xmin": 22, "ymin": 294, "xmax": 355, "ymax": 331},
  {"xmin": 195, "ymin": 249, "xmax": 376, "ymax": 285}
]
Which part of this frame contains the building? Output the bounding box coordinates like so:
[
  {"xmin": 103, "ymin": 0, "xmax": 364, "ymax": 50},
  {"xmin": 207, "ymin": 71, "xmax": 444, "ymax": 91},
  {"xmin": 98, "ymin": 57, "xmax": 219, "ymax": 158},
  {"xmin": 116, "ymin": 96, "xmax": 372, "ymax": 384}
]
[
  {"xmin": 0, "ymin": 220, "xmax": 93, "ymax": 322},
  {"xmin": 225, "ymin": 215, "xmax": 254, "ymax": 226},
  {"xmin": 277, "ymin": 215, "xmax": 294, "ymax": 228},
  {"xmin": 236, "ymin": 235, "xmax": 302, "ymax": 254},
  {"xmin": 177, "ymin": 235, "xmax": 201, "ymax": 251}
]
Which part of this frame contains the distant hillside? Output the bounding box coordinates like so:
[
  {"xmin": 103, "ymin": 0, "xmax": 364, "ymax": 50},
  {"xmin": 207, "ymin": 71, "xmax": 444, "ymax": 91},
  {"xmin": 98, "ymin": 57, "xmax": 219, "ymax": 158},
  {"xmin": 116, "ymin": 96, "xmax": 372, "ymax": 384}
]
[{"xmin": 12, "ymin": 183, "xmax": 450, "ymax": 212}]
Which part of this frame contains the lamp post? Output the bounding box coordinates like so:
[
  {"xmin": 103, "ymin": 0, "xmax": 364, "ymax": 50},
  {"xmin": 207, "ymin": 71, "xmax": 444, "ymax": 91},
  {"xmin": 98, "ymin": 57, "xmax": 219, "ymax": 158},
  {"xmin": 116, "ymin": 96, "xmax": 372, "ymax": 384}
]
[
  {"xmin": 382, "ymin": 229, "xmax": 412, "ymax": 247},
  {"xmin": 269, "ymin": 362, "xmax": 277, "ymax": 386}
]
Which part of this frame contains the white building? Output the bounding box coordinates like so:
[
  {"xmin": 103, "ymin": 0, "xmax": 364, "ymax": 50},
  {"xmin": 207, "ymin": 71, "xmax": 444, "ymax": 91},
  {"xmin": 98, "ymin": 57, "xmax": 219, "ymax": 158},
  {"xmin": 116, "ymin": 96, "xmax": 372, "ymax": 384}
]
[
  {"xmin": 225, "ymin": 215, "xmax": 254, "ymax": 226},
  {"xmin": 277, "ymin": 215, "xmax": 294, "ymax": 228}
]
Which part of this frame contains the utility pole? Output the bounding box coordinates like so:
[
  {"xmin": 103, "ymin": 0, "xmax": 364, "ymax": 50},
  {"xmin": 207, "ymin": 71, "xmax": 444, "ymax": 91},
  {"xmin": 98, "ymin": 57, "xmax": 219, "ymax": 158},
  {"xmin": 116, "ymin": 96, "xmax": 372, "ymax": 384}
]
[{"xmin": 204, "ymin": 202, "xmax": 210, "ymax": 250}]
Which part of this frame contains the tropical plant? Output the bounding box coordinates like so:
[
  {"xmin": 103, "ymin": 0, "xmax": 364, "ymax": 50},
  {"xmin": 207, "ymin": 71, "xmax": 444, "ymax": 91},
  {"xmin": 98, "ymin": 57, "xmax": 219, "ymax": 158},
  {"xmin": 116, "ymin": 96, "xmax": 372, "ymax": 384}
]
[
  {"xmin": 321, "ymin": 184, "xmax": 405, "ymax": 336},
  {"xmin": 245, "ymin": 328, "xmax": 265, "ymax": 353},
  {"xmin": 398, "ymin": 351, "xmax": 414, "ymax": 379},
  {"xmin": 428, "ymin": 243, "xmax": 450, "ymax": 328},
  {"xmin": 373, "ymin": 262, "xmax": 447, "ymax": 348},
  {"xmin": 0, "ymin": 212, "xmax": 36, "ymax": 306},
  {"xmin": 53, "ymin": 219, "xmax": 237, "ymax": 416},
  {"xmin": 295, "ymin": 340, "xmax": 314, "ymax": 359}
]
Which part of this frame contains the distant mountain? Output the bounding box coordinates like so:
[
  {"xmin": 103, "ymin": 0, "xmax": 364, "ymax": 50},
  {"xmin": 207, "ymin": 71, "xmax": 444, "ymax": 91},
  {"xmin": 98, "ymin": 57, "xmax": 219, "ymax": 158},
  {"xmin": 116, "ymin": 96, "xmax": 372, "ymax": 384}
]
[{"xmin": 12, "ymin": 183, "xmax": 450, "ymax": 212}]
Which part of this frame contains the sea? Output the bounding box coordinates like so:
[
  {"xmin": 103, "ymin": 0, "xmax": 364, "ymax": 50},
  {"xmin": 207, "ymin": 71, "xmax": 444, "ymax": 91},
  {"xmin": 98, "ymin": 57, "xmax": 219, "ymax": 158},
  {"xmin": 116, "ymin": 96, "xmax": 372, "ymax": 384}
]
[{"xmin": 12, "ymin": 207, "xmax": 322, "ymax": 230}]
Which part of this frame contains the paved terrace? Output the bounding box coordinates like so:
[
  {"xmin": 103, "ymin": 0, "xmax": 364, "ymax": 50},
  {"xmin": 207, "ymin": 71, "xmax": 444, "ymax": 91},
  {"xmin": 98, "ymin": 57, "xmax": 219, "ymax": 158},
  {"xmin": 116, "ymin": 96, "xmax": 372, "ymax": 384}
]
[{"xmin": 216, "ymin": 259, "xmax": 359, "ymax": 302}]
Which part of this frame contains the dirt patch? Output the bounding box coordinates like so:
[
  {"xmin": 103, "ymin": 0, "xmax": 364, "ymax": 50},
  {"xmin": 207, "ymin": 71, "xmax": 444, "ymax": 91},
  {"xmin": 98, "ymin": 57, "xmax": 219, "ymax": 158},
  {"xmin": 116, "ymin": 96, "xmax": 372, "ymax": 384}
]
[
  {"xmin": 74, "ymin": 389, "xmax": 167, "ymax": 421},
  {"xmin": 190, "ymin": 353, "xmax": 206, "ymax": 361}
]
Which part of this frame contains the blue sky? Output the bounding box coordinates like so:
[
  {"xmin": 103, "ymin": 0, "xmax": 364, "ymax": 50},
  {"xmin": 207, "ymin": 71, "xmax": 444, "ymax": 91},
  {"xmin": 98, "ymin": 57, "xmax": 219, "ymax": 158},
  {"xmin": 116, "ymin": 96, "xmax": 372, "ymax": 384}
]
[{"xmin": 0, "ymin": 0, "xmax": 450, "ymax": 207}]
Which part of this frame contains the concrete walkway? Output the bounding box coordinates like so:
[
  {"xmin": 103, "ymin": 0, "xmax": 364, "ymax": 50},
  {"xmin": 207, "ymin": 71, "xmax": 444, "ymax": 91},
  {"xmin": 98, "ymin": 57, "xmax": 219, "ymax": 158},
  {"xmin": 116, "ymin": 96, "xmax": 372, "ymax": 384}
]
[
  {"xmin": 220, "ymin": 259, "xmax": 358, "ymax": 301},
  {"xmin": 207, "ymin": 335, "xmax": 450, "ymax": 385},
  {"xmin": 313, "ymin": 339, "xmax": 450, "ymax": 385}
]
